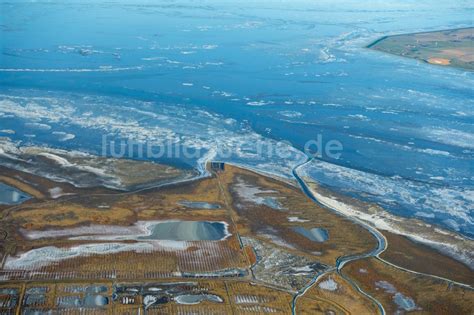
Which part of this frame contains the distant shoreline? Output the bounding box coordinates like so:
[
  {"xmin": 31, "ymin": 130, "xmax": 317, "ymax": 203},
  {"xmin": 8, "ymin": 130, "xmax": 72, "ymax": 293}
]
[
  {"xmin": 367, "ymin": 26, "xmax": 474, "ymax": 47},
  {"xmin": 367, "ymin": 27, "xmax": 474, "ymax": 71}
]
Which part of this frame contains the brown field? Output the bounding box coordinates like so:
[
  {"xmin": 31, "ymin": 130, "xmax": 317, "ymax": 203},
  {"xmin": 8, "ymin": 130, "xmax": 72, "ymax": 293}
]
[
  {"xmin": 217, "ymin": 165, "xmax": 377, "ymax": 266},
  {"xmin": 1, "ymin": 161, "xmax": 472, "ymax": 314},
  {"xmin": 1, "ymin": 163, "xmax": 377, "ymax": 281},
  {"xmin": 380, "ymin": 231, "xmax": 474, "ymax": 285},
  {"xmin": 342, "ymin": 258, "xmax": 474, "ymax": 315},
  {"xmin": 1, "ymin": 167, "xmax": 250, "ymax": 280},
  {"xmin": 369, "ymin": 27, "xmax": 474, "ymax": 70},
  {"xmin": 427, "ymin": 57, "xmax": 450, "ymax": 65},
  {"xmin": 297, "ymin": 297, "xmax": 347, "ymax": 315},
  {"xmin": 300, "ymin": 272, "xmax": 381, "ymax": 314},
  {"xmin": 226, "ymin": 281, "xmax": 294, "ymax": 314},
  {"xmin": 0, "ymin": 279, "xmax": 295, "ymax": 314}
]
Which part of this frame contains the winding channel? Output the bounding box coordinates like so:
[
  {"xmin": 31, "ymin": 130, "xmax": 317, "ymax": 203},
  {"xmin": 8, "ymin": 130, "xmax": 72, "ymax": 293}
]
[
  {"xmin": 2, "ymin": 156, "xmax": 470, "ymax": 312},
  {"xmin": 291, "ymin": 157, "xmax": 474, "ymax": 313},
  {"xmin": 291, "ymin": 157, "xmax": 387, "ymax": 315}
]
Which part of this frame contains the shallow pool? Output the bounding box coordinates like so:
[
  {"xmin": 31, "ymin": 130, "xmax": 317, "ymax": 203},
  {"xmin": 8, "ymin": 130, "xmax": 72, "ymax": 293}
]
[
  {"xmin": 293, "ymin": 227, "xmax": 329, "ymax": 242},
  {"xmin": 84, "ymin": 295, "xmax": 109, "ymax": 308},
  {"xmin": 178, "ymin": 201, "xmax": 221, "ymax": 209},
  {"xmin": 0, "ymin": 182, "xmax": 31, "ymax": 205},
  {"xmin": 139, "ymin": 221, "xmax": 228, "ymax": 241},
  {"xmin": 175, "ymin": 294, "xmax": 223, "ymax": 305},
  {"xmin": 394, "ymin": 292, "xmax": 417, "ymax": 311}
]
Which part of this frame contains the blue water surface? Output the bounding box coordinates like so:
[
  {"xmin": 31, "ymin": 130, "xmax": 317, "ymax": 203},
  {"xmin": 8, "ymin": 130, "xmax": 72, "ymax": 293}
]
[{"xmin": 0, "ymin": 0, "xmax": 473, "ymax": 236}]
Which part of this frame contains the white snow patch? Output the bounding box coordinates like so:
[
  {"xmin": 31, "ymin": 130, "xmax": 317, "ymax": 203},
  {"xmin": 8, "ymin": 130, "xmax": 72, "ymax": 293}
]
[
  {"xmin": 318, "ymin": 277, "xmax": 338, "ymax": 291},
  {"xmin": 287, "ymin": 216, "xmax": 309, "ymax": 223}
]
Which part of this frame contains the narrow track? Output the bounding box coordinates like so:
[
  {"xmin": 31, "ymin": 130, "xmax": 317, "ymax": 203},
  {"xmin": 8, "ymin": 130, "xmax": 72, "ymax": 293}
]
[
  {"xmin": 291, "ymin": 157, "xmax": 473, "ymax": 314},
  {"xmin": 291, "ymin": 158, "xmax": 386, "ymax": 315}
]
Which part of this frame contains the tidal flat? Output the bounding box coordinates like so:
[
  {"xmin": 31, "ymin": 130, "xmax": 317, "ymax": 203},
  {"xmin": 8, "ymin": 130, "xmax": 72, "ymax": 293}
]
[{"xmin": 0, "ymin": 154, "xmax": 472, "ymax": 313}]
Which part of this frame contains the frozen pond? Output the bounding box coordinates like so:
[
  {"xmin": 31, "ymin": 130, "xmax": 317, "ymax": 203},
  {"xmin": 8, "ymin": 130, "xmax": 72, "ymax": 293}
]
[
  {"xmin": 394, "ymin": 293, "xmax": 417, "ymax": 311},
  {"xmin": 86, "ymin": 286, "xmax": 107, "ymax": 294},
  {"xmin": 84, "ymin": 295, "xmax": 108, "ymax": 308},
  {"xmin": 139, "ymin": 221, "xmax": 228, "ymax": 241},
  {"xmin": 57, "ymin": 295, "xmax": 108, "ymax": 308},
  {"xmin": 261, "ymin": 197, "xmax": 284, "ymax": 211},
  {"xmin": 23, "ymin": 220, "xmax": 231, "ymax": 242},
  {"xmin": 234, "ymin": 178, "xmax": 286, "ymax": 211},
  {"xmin": 293, "ymin": 227, "xmax": 329, "ymax": 242},
  {"xmin": 1, "ymin": 0, "xmax": 473, "ymax": 239},
  {"xmin": 0, "ymin": 183, "xmax": 31, "ymax": 205},
  {"xmin": 375, "ymin": 280, "xmax": 417, "ymax": 312},
  {"xmin": 175, "ymin": 294, "xmax": 223, "ymax": 305},
  {"xmin": 178, "ymin": 201, "xmax": 221, "ymax": 209},
  {"xmin": 57, "ymin": 296, "xmax": 82, "ymax": 308}
]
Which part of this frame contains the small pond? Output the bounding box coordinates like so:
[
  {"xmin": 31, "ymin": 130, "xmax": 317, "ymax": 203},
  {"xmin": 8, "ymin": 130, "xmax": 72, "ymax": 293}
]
[
  {"xmin": 262, "ymin": 197, "xmax": 285, "ymax": 210},
  {"xmin": 0, "ymin": 182, "xmax": 31, "ymax": 205},
  {"xmin": 175, "ymin": 294, "xmax": 223, "ymax": 305},
  {"xmin": 86, "ymin": 286, "xmax": 108, "ymax": 294},
  {"xmin": 139, "ymin": 221, "xmax": 228, "ymax": 241},
  {"xmin": 394, "ymin": 293, "xmax": 417, "ymax": 311},
  {"xmin": 178, "ymin": 201, "xmax": 221, "ymax": 209},
  {"xmin": 293, "ymin": 227, "xmax": 329, "ymax": 242},
  {"xmin": 84, "ymin": 295, "xmax": 109, "ymax": 308}
]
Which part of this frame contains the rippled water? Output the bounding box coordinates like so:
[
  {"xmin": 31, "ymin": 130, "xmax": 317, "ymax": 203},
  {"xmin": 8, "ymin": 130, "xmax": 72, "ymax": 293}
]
[{"xmin": 1, "ymin": 0, "xmax": 472, "ymax": 236}]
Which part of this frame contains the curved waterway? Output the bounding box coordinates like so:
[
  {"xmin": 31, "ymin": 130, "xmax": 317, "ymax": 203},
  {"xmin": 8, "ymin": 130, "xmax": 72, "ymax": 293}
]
[
  {"xmin": 1, "ymin": 0, "xmax": 472, "ymax": 240},
  {"xmin": 291, "ymin": 158, "xmax": 387, "ymax": 315}
]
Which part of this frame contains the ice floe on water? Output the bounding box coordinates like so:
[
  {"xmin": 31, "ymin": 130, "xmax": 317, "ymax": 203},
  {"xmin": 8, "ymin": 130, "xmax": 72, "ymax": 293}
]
[
  {"xmin": 246, "ymin": 100, "xmax": 273, "ymax": 106},
  {"xmin": 300, "ymin": 159, "xmax": 474, "ymax": 237},
  {"xmin": 0, "ymin": 91, "xmax": 306, "ymax": 180},
  {"xmin": 52, "ymin": 131, "xmax": 75, "ymax": 142},
  {"xmin": 414, "ymin": 212, "xmax": 435, "ymax": 219},
  {"xmin": 278, "ymin": 111, "xmax": 302, "ymax": 118},
  {"xmin": 24, "ymin": 122, "xmax": 51, "ymax": 130},
  {"xmin": 0, "ymin": 66, "xmax": 144, "ymax": 72},
  {"xmin": 298, "ymin": 170, "xmax": 474, "ymax": 267},
  {"xmin": 347, "ymin": 114, "xmax": 370, "ymax": 121},
  {"xmin": 419, "ymin": 127, "xmax": 474, "ymax": 150},
  {"xmin": 318, "ymin": 48, "xmax": 338, "ymax": 63}
]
